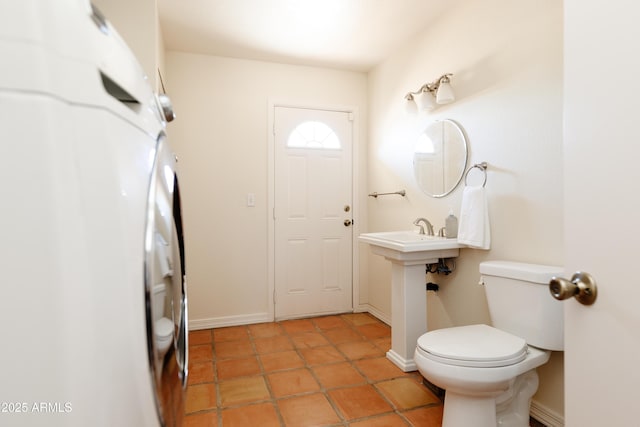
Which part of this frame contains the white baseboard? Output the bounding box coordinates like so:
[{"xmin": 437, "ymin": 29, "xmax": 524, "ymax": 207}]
[
  {"xmin": 361, "ymin": 304, "xmax": 391, "ymax": 326},
  {"xmin": 531, "ymin": 400, "xmax": 564, "ymax": 427},
  {"xmin": 386, "ymin": 349, "xmax": 417, "ymax": 372},
  {"xmin": 189, "ymin": 312, "xmax": 271, "ymax": 330},
  {"xmin": 352, "ymin": 303, "xmax": 370, "ymax": 314},
  {"xmin": 189, "ymin": 305, "xmax": 391, "ymax": 330}
]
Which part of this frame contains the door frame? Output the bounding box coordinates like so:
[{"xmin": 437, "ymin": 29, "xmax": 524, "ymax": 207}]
[{"xmin": 267, "ymin": 99, "xmax": 361, "ymax": 321}]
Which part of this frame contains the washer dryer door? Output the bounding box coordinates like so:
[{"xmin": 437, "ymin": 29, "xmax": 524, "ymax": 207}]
[{"xmin": 144, "ymin": 134, "xmax": 188, "ymax": 426}]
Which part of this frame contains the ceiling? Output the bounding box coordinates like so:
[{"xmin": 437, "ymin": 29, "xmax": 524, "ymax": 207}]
[{"xmin": 158, "ymin": 0, "xmax": 456, "ymax": 72}]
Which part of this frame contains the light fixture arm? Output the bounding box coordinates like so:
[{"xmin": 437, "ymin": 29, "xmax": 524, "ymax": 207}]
[{"xmin": 404, "ymin": 73, "xmax": 453, "ymax": 100}]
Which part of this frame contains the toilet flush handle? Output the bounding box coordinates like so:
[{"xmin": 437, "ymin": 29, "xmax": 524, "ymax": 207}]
[{"xmin": 549, "ymin": 272, "xmax": 598, "ymax": 305}]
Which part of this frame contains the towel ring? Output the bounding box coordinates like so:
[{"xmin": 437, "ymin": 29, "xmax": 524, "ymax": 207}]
[{"xmin": 464, "ymin": 162, "xmax": 488, "ymax": 187}]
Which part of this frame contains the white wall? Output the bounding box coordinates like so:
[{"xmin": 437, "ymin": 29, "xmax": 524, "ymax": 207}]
[
  {"xmin": 164, "ymin": 52, "xmax": 368, "ymax": 328},
  {"xmin": 366, "ymin": 0, "xmax": 564, "ymax": 420},
  {"xmin": 93, "ymin": 0, "xmax": 160, "ymax": 89}
]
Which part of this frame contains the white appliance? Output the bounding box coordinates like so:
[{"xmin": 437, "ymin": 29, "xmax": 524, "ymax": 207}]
[{"xmin": 0, "ymin": 1, "xmax": 187, "ymax": 426}]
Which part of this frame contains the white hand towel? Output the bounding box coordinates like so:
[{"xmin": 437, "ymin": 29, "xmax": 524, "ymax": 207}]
[{"xmin": 457, "ymin": 186, "xmax": 491, "ymax": 249}]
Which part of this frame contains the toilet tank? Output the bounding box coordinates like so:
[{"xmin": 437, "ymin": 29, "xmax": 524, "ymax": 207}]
[{"xmin": 480, "ymin": 261, "xmax": 564, "ymax": 351}]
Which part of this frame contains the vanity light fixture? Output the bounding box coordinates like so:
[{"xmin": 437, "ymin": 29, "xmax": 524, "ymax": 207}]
[{"xmin": 404, "ymin": 73, "xmax": 455, "ymax": 113}]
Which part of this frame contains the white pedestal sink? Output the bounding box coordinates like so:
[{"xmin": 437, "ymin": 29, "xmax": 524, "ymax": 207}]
[{"xmin": 359, "ymin": 231, "xmax": 463, "ymax": 372}]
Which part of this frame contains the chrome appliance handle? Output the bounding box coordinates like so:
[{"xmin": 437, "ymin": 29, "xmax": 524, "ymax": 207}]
[{"xmin": 172, "ymin": 176, "xmax": 188, "ymax": 386}]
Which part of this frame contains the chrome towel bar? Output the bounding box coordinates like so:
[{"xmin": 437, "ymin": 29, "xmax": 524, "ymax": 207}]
[{"xmin": 368, "ymin": 190, "xmax": 406, "ymax": 198}]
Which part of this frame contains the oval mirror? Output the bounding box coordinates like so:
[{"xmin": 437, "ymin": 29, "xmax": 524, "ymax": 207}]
[{"xmin": 413, "ymin": 119, "xmax": 468, "ymax": 198}]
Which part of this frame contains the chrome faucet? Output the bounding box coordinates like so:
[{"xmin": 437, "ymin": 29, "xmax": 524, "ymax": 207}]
[{"xmin": 413, "ymin": 218, "xmax": 434, "ymax": 236}]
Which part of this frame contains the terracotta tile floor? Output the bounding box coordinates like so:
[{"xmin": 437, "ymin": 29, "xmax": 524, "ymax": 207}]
[{"xmin": 184, "ymin": 312, "xmax": 443, "ymax": 426}]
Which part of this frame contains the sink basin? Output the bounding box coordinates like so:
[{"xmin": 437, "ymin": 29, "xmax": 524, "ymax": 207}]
[
  {"xmin": 359, "ymin": 230, "xmax": 462, "ymax": 263},
  {"xmin": 359, "ymin": 230, "xmax": 459, "ymax": 250}
]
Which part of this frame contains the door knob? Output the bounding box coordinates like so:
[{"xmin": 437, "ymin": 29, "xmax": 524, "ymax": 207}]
[
  {"xmin": 344, "ymin": 219, "xmax": 352, "ymax": 226},
  {"xmin": 549, "ymin": 271, "xmax": 597, "ymax": 305}
]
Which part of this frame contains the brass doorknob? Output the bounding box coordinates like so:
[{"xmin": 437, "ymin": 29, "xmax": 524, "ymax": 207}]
[
  {"xmin": 344, "ymin": 219, "xmax": 352, "ymax": 226},
  {"xmin": 549, "ymin": 272, "xmax": 597, "ymax": 305}
]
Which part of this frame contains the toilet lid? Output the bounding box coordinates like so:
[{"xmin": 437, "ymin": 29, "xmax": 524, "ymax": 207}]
[
  {"xmin": 417, "ymin": 324, "xmax": 528, "ymax": 368},
  {"xmin": 155, "ymin": 317, "xmax": 174, "ymax": 339}
]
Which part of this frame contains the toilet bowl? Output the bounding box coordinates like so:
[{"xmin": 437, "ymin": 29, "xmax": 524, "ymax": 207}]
[
  {"xmin": 152, "ymin": 283, "xmax": 174, "ymax": 358},
  {"xmin": 155, "ymin": 317, "xmax": 174, "ymax": 357},
  {"xmin": 414, "ymin": 261, "xmax": 563, "ymax": 427},
  {"xmin": 415, "ymin": 325, "xmax": 549, "ymax": 427}
]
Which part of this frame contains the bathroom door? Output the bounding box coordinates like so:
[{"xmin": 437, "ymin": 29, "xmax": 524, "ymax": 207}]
[
  {"xmin": 563, "ymin": 1, "xmax": 640, "ymax": 425},
  {"xmin": 273, "ymin": 106, "xmax": 353, "ymax": 319}
]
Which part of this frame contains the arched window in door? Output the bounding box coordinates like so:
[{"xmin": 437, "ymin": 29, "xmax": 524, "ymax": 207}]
[{"xmin": 286, "ymin": 121, "xmax": 341, "ymax": 149}]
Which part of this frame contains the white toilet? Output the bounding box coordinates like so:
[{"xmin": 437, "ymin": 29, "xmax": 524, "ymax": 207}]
[
  {"xmin": 414, "ymin": 261, "xmax": 564, "ymax": 427},
  {"xmin": 153, "ymin": 283, "xmax": 175, "ymax": 358}
]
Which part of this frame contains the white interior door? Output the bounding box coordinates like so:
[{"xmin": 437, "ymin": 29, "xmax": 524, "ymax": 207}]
[
  {"xmin": 563, "ymin": 2, "xmax": 640, "ymax": 425},
  {"xmin": 273, "ymin": 106, "xmax": 353, "ymax": 319}
]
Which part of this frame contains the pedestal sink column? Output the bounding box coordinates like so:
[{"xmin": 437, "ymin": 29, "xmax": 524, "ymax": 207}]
[
  {"xmin": 358, "ymin": 231, "xmax": 461, "ymax": 372},
  {"xmin": 386, "ymin": 260, "xmax": 427, "ymax": 372}
]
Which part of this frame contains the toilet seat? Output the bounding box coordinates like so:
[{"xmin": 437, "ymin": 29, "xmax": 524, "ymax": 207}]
[{"xmin": 417, "ymin": 324, "xmax": 528, "ymax": 368}]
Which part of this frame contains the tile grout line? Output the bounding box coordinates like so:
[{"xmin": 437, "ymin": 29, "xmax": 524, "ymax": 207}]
[
  {"xmin": 322, "ymin": 315, "xmax": 414, "ymax": 426},
  {"xmin": 312, "ymin": 314, "xmax": 444, "ymax": 426},
  {"xmin": 278, "ymin": 318, "xmax": 348, "ymax": 426},
  {"xmin": 304, "ymin": 318, "xmax": 351, "ymax": 426},
  {"xmin": 316, "ymin": 316, "xmax": 385, "ymax": 425},
  {"xmin": 252, "ymin": 323, "xmax": 291, "ymax": 427},
  {"xmin": 212, "ymin": 329, "xmax": 223, "ymax": 427},
  {"xmin": 187, "ymin": 314, "xmax": 444, "ymax": 426}
]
